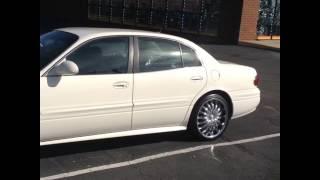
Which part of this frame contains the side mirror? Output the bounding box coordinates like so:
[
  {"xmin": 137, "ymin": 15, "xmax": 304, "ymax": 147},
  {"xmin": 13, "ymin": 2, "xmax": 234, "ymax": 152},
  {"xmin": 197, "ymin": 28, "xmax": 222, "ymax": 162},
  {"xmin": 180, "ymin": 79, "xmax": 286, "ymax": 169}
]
[{"xmin": 48, "ymin": 60, "xmax": 79, "ymax": 76}]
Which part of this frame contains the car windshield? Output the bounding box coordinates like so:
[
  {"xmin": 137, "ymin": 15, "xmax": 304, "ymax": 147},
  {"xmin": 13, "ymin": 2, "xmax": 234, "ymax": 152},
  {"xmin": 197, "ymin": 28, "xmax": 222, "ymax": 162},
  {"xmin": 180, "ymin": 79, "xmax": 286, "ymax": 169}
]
[{"xmin": 40, "ymin": 31, "xmax": 79, "ymax": 70}]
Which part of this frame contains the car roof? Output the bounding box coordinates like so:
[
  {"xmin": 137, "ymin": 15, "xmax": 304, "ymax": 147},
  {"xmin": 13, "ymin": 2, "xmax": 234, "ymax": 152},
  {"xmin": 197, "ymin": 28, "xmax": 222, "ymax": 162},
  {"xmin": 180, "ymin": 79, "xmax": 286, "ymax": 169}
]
[
  {"xmin": 56, "ymin": 27, "xmax": 193, "ymax": 45},
  {"xmin": 58, "ymin": 27, "xmax": 169, "ymax": 38},
  {"xmin": 58, "ymin": 27, "xmax": 153, "ymax": 36}
]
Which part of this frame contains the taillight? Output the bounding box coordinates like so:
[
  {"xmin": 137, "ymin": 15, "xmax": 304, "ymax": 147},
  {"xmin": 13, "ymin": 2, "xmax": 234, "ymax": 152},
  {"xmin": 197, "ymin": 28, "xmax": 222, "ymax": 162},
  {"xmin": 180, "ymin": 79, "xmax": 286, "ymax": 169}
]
[{"xmin": 254, "ymin": 74, "xmax": 259, "ymax": 86}]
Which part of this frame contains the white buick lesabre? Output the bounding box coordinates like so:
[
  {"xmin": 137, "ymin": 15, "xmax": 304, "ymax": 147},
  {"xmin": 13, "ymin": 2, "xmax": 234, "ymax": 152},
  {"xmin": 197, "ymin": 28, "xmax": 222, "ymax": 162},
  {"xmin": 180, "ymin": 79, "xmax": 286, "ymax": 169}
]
[{"xmin": 40, "ymin": 28, "xmax": 260, "ymax": 146}]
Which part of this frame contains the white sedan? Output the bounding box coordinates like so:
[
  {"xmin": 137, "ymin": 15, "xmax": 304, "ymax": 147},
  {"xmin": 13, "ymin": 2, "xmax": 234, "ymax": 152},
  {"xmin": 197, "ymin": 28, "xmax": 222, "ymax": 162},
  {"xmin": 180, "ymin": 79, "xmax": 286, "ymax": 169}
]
[{"xmin": 40, "ymin": 28, "xmax": 260, "ymax": 146}]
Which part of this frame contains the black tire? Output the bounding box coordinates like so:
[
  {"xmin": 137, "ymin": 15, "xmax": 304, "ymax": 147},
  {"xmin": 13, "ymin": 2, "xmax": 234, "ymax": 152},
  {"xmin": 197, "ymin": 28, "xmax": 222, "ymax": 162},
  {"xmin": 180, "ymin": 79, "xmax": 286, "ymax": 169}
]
[{"xmin": 188, "ymin": 94, "xmax": 230, "ymax": 140}]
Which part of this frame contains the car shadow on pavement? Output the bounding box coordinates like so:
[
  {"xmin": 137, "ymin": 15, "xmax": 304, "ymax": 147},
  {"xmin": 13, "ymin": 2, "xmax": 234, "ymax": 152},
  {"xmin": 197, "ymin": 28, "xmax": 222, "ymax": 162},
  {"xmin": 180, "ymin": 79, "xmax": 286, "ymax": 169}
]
[{"xmin": 40, "ymin": 131, "xmax": 199, "ymax": 159}]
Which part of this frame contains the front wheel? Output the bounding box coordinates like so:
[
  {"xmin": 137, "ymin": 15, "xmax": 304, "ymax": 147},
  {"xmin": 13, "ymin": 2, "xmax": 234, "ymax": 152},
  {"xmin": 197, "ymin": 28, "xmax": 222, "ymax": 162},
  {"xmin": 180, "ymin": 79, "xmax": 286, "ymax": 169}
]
[{"xmin": 188, "ymin": 94, "xmax": 230, "ymax": 140}]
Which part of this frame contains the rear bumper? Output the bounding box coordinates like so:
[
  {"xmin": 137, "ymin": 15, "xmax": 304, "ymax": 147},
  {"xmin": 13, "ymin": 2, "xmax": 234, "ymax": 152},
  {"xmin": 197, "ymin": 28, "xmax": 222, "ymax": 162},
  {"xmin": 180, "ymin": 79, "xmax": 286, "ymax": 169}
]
[{"xmin": 230, "ymin": 88, "xmax": 260, "ymax": 119}]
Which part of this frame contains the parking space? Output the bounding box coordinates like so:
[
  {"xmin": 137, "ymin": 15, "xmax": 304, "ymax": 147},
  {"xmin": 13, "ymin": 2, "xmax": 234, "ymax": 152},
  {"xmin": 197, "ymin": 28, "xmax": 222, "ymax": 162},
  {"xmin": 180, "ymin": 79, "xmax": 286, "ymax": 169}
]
[
  {"xmin": 40, "ymin": 45, "xmax": 280, "ymax": 180},
  {"xmin": 62, "ymin": 138, "xmax": 279, "ymax": 180}
]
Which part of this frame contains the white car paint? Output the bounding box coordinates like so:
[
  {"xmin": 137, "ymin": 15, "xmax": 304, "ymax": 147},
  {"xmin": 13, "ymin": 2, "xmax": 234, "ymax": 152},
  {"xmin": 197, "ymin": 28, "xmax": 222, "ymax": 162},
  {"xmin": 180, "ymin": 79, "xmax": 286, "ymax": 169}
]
[{"xmin": 40, "ymin": 28, "xmax": 260, "ymax": 146}]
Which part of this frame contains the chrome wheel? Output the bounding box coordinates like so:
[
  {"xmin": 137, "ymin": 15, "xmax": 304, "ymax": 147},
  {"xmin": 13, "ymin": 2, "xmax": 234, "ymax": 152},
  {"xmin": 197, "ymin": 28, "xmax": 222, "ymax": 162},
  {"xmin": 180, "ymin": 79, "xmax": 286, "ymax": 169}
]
[{"xmin": 196, "ymin": 98, "xmax": 228, "ymax": 139}]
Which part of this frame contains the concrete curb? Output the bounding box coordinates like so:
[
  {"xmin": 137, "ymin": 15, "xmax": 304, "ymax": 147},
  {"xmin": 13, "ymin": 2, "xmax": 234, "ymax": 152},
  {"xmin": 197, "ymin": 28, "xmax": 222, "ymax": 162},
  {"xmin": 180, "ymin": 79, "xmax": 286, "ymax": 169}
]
[{"xmin": 238, "ymin": 41, "xmax": 280, "ymax": 52}]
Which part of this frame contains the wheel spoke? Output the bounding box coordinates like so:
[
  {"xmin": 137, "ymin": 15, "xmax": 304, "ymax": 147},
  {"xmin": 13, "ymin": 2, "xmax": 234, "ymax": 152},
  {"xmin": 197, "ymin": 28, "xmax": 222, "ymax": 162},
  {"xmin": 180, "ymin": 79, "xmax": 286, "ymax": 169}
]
[
  {"xmin": 198, "ymin": 121, "xmax": 208, "ymax": 127},
  {"xmin": 199, "ymin": 123, "xmax": 209, "ymax": 130},
  {"xmin": 197, "ymin": 116, "xmax": 207, "ymax": 120},
  {"xmin": 210, "ymin": 102, "xmax": 215, "ymax": 110}
]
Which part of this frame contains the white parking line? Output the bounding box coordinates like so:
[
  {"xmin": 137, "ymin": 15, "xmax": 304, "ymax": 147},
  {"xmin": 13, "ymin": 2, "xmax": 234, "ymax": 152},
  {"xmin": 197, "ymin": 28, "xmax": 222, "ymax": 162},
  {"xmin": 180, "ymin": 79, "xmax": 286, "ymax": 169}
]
[{"xmin": 40, "ymin": 133, "xmax": 280, "ymax": 180}]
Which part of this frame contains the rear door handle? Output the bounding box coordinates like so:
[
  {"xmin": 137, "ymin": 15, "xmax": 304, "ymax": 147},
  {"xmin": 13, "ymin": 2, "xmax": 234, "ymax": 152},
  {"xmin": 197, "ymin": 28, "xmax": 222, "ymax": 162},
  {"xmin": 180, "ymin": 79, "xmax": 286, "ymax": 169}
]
[
  {"xmin": 191, "ymin": 76, "xmax": 203, "ymax": 81},
  {"xmin": 113, "ymin": 82, "xmax": 129, "ymax": 89}
]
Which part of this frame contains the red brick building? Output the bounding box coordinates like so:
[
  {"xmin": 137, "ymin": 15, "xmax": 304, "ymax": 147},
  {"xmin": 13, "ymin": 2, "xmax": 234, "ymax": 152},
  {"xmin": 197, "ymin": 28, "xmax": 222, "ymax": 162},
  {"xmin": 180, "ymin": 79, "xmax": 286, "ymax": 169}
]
[{"xmin": 239, "ymin": 0, "xmax": 261, "ymax": 41}]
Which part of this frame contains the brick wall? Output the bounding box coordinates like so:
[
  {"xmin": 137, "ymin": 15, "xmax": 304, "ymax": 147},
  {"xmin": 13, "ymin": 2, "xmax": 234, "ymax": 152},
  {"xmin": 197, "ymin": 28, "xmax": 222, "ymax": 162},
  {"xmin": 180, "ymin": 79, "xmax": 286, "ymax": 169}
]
[{"xmin": 239, "ymin": 0, "xmax": 260, "ymax": 41}]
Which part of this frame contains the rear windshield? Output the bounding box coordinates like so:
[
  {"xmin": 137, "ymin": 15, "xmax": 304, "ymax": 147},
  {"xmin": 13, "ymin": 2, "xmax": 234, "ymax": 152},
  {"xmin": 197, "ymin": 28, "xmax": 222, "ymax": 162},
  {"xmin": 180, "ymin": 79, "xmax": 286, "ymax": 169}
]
[{"xmin": 40, "ymin": 31, "xmax": 79, "ymax": 70}]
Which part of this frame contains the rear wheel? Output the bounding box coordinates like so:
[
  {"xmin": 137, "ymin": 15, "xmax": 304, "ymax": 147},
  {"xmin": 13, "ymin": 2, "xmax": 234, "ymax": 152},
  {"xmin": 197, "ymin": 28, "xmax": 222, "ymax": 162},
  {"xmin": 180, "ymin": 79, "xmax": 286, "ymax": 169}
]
[{"xmin": 188, "ymin": 94, "xmax": 230, "ymax": 140}]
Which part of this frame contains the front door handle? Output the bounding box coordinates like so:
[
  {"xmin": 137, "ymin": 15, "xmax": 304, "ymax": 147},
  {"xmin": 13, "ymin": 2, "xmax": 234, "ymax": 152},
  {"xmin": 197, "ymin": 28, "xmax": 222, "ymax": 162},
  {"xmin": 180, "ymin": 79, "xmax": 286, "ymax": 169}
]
[
  {"xmin": 113, "ymin": 82, "xmax": 129, "ymax": 89},
  {"xmin": 191, "ymin": 76, "xmax": 203, "ymax": 81}
]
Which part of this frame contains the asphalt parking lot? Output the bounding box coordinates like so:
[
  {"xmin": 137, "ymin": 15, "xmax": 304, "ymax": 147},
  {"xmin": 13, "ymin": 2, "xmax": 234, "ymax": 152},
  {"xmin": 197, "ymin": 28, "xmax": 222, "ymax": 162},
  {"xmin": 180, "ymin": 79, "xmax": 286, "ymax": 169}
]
[{"xmin": 40, "ymin": 45, "xmax": 280, "ymax": 180}]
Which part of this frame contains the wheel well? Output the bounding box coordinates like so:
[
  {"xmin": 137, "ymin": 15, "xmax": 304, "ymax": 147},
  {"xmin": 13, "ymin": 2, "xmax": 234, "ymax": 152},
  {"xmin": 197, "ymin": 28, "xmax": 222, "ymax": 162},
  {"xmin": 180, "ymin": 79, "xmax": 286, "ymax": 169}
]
[{"xmin": 193, "ymin": 90, "xmax": 233, "ymax": 119}]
